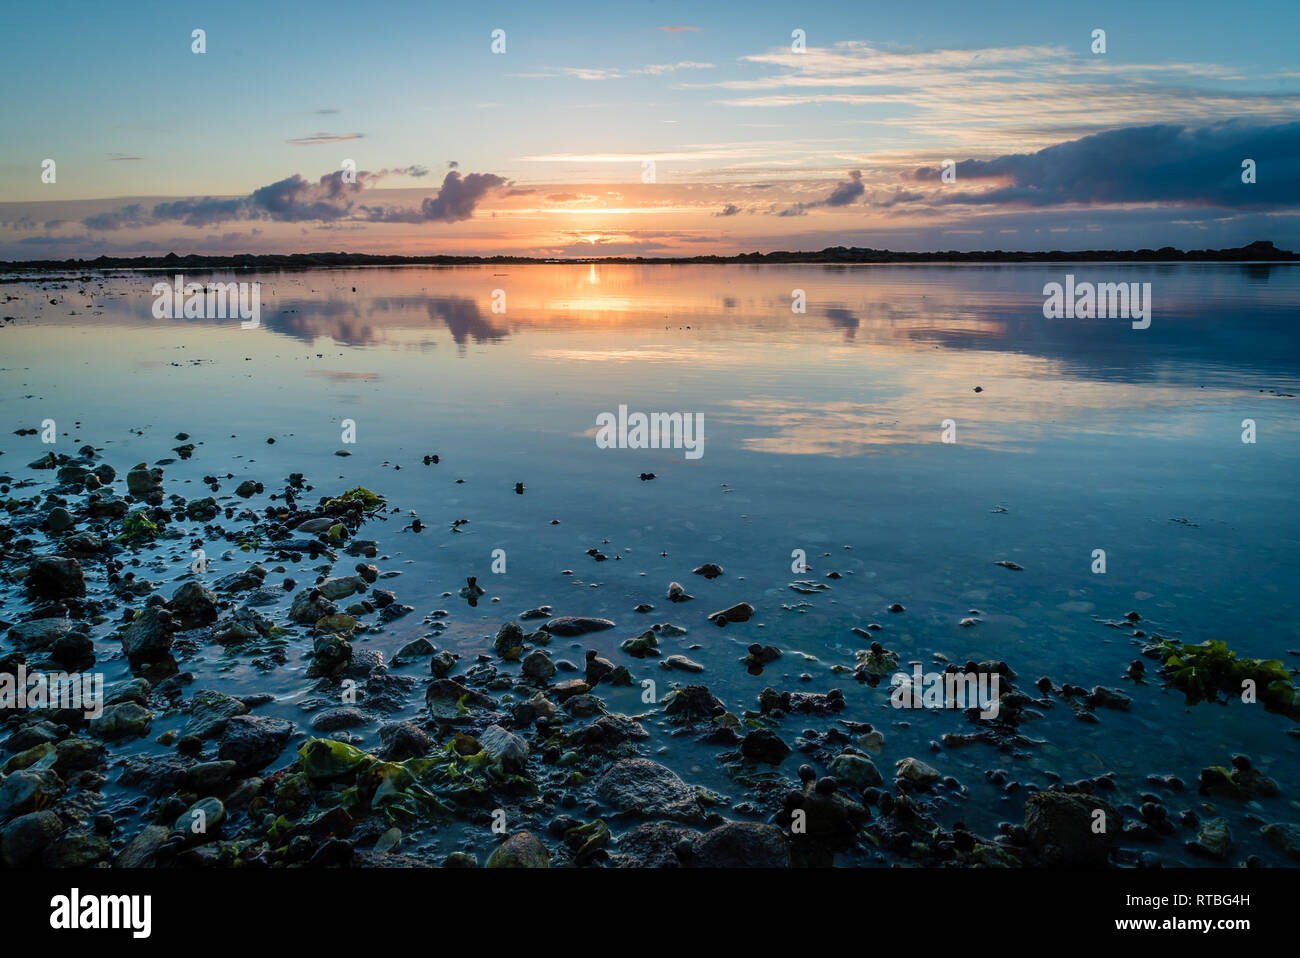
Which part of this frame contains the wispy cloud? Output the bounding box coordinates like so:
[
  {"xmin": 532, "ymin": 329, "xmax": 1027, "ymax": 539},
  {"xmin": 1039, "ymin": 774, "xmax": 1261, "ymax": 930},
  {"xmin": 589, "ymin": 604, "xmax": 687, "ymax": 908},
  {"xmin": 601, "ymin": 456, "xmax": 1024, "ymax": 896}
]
[{"xmin": 286, "ymin": 132, "xmax": 365, "ymax": 146}]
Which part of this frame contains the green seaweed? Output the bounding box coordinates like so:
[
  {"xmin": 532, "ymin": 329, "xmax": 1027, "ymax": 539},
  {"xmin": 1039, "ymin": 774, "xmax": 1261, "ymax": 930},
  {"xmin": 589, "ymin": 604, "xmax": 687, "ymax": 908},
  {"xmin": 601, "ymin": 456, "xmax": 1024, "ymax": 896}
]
[
  {"xmin": 117, "ymin": 510, "xmax": 159, "ymax": 543},
  {"xmin": 1156, "ymin": 638, "xmax": 1296, "ymax": 711}
]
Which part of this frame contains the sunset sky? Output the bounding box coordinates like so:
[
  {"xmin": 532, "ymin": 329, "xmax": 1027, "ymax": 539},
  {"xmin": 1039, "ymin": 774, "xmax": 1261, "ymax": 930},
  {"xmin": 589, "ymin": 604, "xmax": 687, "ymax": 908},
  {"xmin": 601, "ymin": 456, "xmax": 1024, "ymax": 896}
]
[{"xmin": 2, "ymin": 0, "xmax": 1298, "ymax": 259}]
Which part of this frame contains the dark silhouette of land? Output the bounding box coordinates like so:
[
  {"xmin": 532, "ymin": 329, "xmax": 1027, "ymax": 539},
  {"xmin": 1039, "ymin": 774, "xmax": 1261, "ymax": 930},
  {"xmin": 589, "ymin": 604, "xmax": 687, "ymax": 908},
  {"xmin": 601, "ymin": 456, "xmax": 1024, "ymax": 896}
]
[{"xmin": 2, "ymin": 240, "xmax": 1295, "ymax": 273}]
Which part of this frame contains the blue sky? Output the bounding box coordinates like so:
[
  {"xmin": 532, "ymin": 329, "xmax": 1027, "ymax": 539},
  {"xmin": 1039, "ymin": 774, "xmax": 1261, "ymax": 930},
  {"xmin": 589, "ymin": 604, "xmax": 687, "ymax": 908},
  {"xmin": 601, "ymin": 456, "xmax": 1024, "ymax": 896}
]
[{"xmin": 2, "ymin": 0, "xmax": 1298, "ymax": 256}]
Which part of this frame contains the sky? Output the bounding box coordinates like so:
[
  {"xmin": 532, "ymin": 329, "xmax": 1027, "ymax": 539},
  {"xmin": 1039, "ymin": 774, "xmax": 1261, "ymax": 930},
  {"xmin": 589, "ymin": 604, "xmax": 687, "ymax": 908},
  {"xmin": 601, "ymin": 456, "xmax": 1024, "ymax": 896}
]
[{"xmin": 1, "ymin": 0, "xmax": 1298, "ymax": 259}]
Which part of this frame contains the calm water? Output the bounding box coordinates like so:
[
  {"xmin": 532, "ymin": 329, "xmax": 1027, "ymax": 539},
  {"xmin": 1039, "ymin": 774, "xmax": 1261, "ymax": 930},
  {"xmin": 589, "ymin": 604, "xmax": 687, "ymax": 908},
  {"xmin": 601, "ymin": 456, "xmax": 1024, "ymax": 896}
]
[{"xmin": 3, "ymin": 263, "xmax": 1299, "ymax": 863}]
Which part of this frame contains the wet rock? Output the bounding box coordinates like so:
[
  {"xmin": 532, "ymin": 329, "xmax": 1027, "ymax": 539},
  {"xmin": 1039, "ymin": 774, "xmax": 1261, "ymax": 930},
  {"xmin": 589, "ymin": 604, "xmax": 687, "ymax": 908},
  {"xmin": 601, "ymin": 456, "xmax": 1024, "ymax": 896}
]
[
  {"xmin": 120, "ymin": 607, "xmax": 174, "ymax": 662},
  {"xmin": 568, "ymin": 714, "xmax": 648, "ymax": 750},
  {"xmin": 542, "ymin": 616, "xmax": 616, "ymax": 637},
  {"xmin": 1261, "ymin": 823, "xmax": 1300, "ymax": 860},
  {"xmin": 42, "ymin": 507, "xmax": 75, "ymax": 532},
  {"xmin": 184, "ymin": 761, "xmax": 237, "ymax": 792},
  {"xmin": 0, "ymin": 768, "xmax": 65, "ymax": 815},
  {"xmin": 708, "ymin": 602, "xmax": 754, "ymax": 626},
  {"xmin": 621, "ymin": 630, "xmax": 659, "ymax": 658},
  {"xmin": 521, "ymin": 649, "xmax": 556, "ymax": 681},
  {"xmin": 829, "ymin": 753, "xmax": 883, "ymax": 789},
  {"xmin": 8, "ymin": 616, "xmax": 72, "ymax": 649},
  {"xmin": 27, "ymin": 556, "xmax": 85, "ymax": 598},
  {"xmin": 310, "ymin": 708, "xmax": 368, "ymax": 732},
  {"xmin": 318, "ymin": 575, "xmax": 365, "ymax": 600},
  {"xmin": 895, "ymin": 757, "xmax": 941, "ymax": 789},
  {"xmin": 1194, "ymin": 817, "xmax": 1231, "ymax": 860},
  {"xmin": 741, "ymin": 728, "xmax": 791, "ymax": 764},
  {"xmin": 0, "ymin": 811, "xmax": 64, "ymax": 867},
  {"xmin": 479, "ymin": 724, "xmax": 529, "ymax": 772},
  {"xmin": 493, "ymin": 622, "xmax": 526, "ymax": 658},
  {"xmin": 426, "ymin": 678, "xmax": 498, "ymax": 721},
  {"xmin": 430, "ymin": 650, "xmax": 457, "ymax": 678},
  {"xmin": 513, "ymin": 692, "xmax": 558, "ymax": 727},
  {"xmin": 289, "ymin": 589, "xmax": 337, "ymax": 624},
  {"xmin": 667, "ymin": 582, "xmax": 693, "ymax": 603},
  {"xmin": 184, "ymin": 690, "xmax": 248, "ymax": 739},
  {"xmin": 1023, "ymin": 790, "xmax": 1116, "ymax": 867},
  {"xmin": 115, "ymin": 824, "xmax": 170, "ymax": 868},
  {"xmin": 692, "ymin": 563, "xmax": 724, "ymax": 579},
  {"xmin": 664, "ymin": 654, "xmax": 704, "ymax": 673},
  {"xmin": 585, "ymin": 650, "xmax": 616, "ymax": 685},
  {"xmin": 217, "ymin": 714, "xmax": 294, "ymax": 771},
  {"xmin": 169, "ymin": 581, "xmax": 218, "ymax": 629},
  {"xmin": 175, "ymin": 797, "xmax": 225, "ymax": 834},
  {"xmin": 90, "ymin": 702, "xmax": 153, "ymax": 740},
  {"xmin": 186, "ymin": 498, "xmax": 218, "ymax": 521},
  {"xmin": 691, "ymin": 822, "xmax": 790, "ymax": 868},
  {"xmin": 486, "ymin": 831, "xmax": 549, "ymax": 868},
  {"xmin": 126, "ymin": 464, "xmax": 163, "ymax": 497},
  {"xmin": 662, "ymin": 685, "xmax": 726, "ymax": 722},
  {"xmin": 376, "ymin": 721, "xmax": 434, "ymax": 762},
  {"xmin": 43, "ymin": 834, "xmax": 110, "ymax": 868},
  {"xmin": 595, "ymin": 758, "xmax": 704, "ymax": 822}
]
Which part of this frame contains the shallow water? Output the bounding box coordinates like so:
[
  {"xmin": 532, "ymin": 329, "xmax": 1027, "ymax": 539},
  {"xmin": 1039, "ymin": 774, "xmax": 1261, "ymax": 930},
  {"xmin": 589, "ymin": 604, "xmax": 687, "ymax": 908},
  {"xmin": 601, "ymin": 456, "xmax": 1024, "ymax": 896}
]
[{"xmin": 3, "ymin": 262, "xmax": 1299, "ymax": 865}]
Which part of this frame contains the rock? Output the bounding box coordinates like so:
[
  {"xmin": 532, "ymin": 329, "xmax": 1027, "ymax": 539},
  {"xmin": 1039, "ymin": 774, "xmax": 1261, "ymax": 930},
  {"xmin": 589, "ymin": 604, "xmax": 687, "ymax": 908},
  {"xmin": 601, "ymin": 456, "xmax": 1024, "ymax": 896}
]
[
  {"xmin": 310, "ymin": 708, "xmax": 368, "ymax": 732},
  {"xmin": 664, "ymin": 654, "xmax": 704, "ymax": 673},
  {"xmin": 741, "ymin": 728, "xmax": 791, "ymax": 764},
  {"xmin": 595, "ymin": 758, "xmax": 703, "ymax": 822},
  {"xmin": 218, "ymin": 714, "xmax": 294, "ymax": 771},
  {"xmin": 829, "ymin": 753, "xmax": 883, "ymax": 789},
  {"xmin": 120, "ymin": 607, "xmax": 174, "ymax": 661},
  {"xmin": 568, "ymin": 714, "xmax": 648, "ymax": 749},
  {"xmin": 175, "ymin": 797, "xmax": 225, "ymax": 834},
  {"xmin": 708, "ymin": 602, "xmax": 754, "ymax": 626},
  {"xmin": 90, "ymin": 702, "xmax": 153, "ymax": 740},
  {"xmin": 425, "ymin": 679, "xmax": 498, "ymax": 721},
  {"xmin": 42, "ymin": 834, "xmax": 110, "ymax": 867},
  {"xmin": 521, "ymin": 649, "xmax": 556, "ymax": 681},
  {"xmin": 186, "ymin": 497, "xmax": 218, "ymax": 521},
  {"xmin": 551, "ymin": 678, "xmax": 591, "ymax": 701},
  {"xmin": 486, "ymin": 831, "xmax": 550, "ymax": 868},
  {"xmin": 289, "ymin": 589, "xmax": 336, "ymax": 624},
  {"xmin": 692, "ymin": 563, "xmax": 724, "ymax": 579},
  {"xmin": 585, "ymin": 650, "xmax": 616, "ymax": 685},
  {"xmin": 691, "ymin": 822, "xmax": 790, "ymax": 868},
  {"xmin": 42, "ymin": 507, "xmax": 75, "ymax": 532},
  {"xmin": 622, "ymin": 629, "xmax": 659, "ymax": 657},
  {"xmin": 0, "ymin": 811, "xmax": 64, "ymax": 867},
  {"xmin": 662, "ymin": 685, "xmax": 726, "ymax": 722},
  {"xmin": 563, "ymin": 693, "xmax": 604, "ymax": 717},
  {"xmin": 1195, "ymin": 817, "xmax": 1231, "ymax": 860},
  {"xmin": 895, "ymin": 756, "xmax": 941, "ymax": 789},
  {"xmin": 542, "ymin": 616, "xmax": 616, "ymax": 637},
  {"xmin": 26, "ymin": 556, "xmax": 85, "ymax": 598},
  {"xmin": 184, "ymin": 761, "xmax": 238, "ymax": 792},
  {"xmin": 8, "ymin": 616, "xmax": 72, "ymax": 649},
  {"xmin": 429, "ymin": 650, "xmax": 457, "ymax": 678},
  {"xmin": 493, "ymin": 622, "xmax": 526, "ymax": 657},
  {"xmin": 170, "ymin": 581, "xmax": 218, "ymax": 628},
  {"xmin": 126, "ymin": 464, "xmax": 163, "ymax": 496},
  {"xmin": 115, "ymin": 825, "xmax": 170, "ymax": 868},
  {"xmin": 317, "ymin": 576, "xmax": 365, "ymax": 600},
  {"xmin": 667, "ymin": 582, "xmax": 692, "ymax": 602},
  {"xmin": 479, "ymin": 724, "xmax": 529, "ymax": 772},
  {"xmin": 377, "ymin": 722, "xmax": 434, "ymax": 761},
  {"xmin": 0, "ymin": 768, "xmax": 65, "ymax": 815},
  {"xmin": 513, "ymin": 692, "xmax": 558, "ymax": 727},
  {"xmin": 234, "ymin": 480, "xmax": 261, "ymax": 498},
  {"xmin": 1261, "ymin": 823, "xmax": 1300, "ymax": 860},
  {"xmin": 1023, "ymin": 790, "xmax": 1116, "ymax": 867}
]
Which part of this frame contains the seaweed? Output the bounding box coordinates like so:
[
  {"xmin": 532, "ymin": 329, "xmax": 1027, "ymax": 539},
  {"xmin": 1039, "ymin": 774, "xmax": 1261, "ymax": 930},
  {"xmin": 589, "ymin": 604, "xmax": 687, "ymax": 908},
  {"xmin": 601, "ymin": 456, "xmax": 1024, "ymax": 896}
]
[
  {"xmin": 1155, "ymin": 638, "xmax": 1296, "ymax": 712},
  {"xmin": 116, "ymin": 509, "xmax": 159, "ymax": 543}
]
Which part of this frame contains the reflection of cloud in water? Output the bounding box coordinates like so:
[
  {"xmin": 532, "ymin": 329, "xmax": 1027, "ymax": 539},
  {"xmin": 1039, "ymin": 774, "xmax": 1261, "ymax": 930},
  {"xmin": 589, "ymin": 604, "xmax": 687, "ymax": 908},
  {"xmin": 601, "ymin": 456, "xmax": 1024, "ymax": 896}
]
[
  {"xmin": 716, "ymin": 352, "xmax": 1279, "ymax": 456},
  {"xmin": 261, "ymin": 295, "xmax": 508, "ymax": 347}
]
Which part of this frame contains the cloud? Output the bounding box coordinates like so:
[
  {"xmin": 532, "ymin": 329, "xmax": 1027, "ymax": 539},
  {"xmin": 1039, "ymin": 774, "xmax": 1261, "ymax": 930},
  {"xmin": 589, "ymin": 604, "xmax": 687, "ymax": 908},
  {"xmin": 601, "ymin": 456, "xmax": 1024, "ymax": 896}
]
[
  {"xmin": 910, "ymin": 122, "xmax": 1300, "ymax": 209},
  {"xmin": 83, "ymin": 203, "xmax": 152, "ymax": 231},
  {"xmin": 362, "ymin": 170, "xmax": 507, "ymax": 223},
  {"xmin": 286, "ymin": 132, "xmax": 365, "ymax": 145},
  {"xmin": 659, "ymin": 25, "xmax": 700, "ymax": 32},
  {"xmin": 106, "ymin": 153, "xmax": 142, "ymax": 161},
  {"xmin": 824, "ymin": 169, "xmax": 865, "ymax": 206},
  {"xmin": 715, "ymin": 204, "xmax": 743, "ymax": 216}
]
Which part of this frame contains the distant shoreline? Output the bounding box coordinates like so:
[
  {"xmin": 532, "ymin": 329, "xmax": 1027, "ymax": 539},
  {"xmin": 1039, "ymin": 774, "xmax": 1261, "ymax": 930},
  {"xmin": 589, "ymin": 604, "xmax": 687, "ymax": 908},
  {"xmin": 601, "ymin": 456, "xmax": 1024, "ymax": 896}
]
[{"xmin": 2, "ymin": 240, "xmax": 1295, "ymax": 273}]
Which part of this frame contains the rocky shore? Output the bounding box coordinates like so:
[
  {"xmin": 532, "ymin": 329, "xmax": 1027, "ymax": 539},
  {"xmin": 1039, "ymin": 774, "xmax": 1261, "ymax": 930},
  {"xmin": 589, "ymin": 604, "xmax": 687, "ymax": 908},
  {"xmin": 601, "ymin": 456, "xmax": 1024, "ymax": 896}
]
[{"xmin": 2, "ymin": 435, "xmax": 1299, "ymax": 869}]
